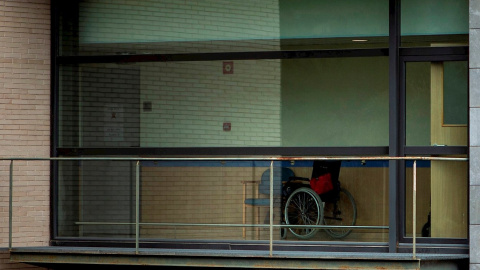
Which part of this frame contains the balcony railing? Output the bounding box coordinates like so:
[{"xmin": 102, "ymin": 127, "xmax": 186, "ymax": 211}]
[{"xmin": 3, "ymin": 156, "xmax": 468, "ymax": 259}]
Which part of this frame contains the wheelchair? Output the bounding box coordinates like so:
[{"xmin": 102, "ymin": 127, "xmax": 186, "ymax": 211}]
[{"xmin": 279, "ymin": 161, "xmax": 357, "ymax": 240}]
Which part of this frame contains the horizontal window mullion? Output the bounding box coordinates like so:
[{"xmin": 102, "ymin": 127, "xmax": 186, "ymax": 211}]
[
  {"xmin": 403, "ymin": 146, "xmax": 467, "ymax": 156},
  {"xmin": 400, "ymin": 46, "xmax": 468, "ymax": 57},
  {"xmin": 56, "ymin": 48, "xmax": 389, "ymax": 64},
  {"xmin": 56, "ymin": 147, "xmax": 389, "ymax": 157}
]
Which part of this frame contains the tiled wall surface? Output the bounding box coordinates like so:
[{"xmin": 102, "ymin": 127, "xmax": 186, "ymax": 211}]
[
  {"xmin": 471, "ymin": 0, "xmax": 480, "ymax": 269},
  {"xmin": 139, "ymin": 60, "xmax": 282, "ymax": 147},
  {"xmin": 78, "ymin": 0, "xmax": 281, "ymax": 45},
  {"xmin": 0, "ymin": 0, "xmax": 50, "ymax": 269}
]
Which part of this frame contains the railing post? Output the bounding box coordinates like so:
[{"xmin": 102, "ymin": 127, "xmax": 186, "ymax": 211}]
[
  {"xmin": 269, "ymin": 160, "xmax": 273, "ymax": 257},
  {"xmin": 9, "ymin": 160, "xmax": 13, "ymax": 250},
  {"xmin": 135, "ymin": 160, "xmax": 140, "ymax": 254},
  {"xmin": 413, "ymin": 160, "xmax": 417, "ymax": 259}
]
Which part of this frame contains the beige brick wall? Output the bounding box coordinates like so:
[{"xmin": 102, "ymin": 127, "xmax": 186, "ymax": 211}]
[{"xmin": 0, "ymin": 0, "xmax": 50, "ymax": 269}]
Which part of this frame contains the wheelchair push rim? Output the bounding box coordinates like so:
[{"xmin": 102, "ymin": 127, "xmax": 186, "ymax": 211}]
[
  {"xmin": 323, "ymin": 188, "xmax": 357, "ymax": 239},
  {"xmin": 284, "ymin": 187, "xmax": 323, "ymax": 240}
]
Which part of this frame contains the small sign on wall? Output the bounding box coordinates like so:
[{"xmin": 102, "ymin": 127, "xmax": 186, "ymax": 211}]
[
  {"xmin": 223, "ymin": 61, "xmax": 234, "ymax": 74},
  {"xmin": 223, "ymin": 122, "xmax": 231, "ymax": 131},
  {"xmin": 104, "ymin": 104, "xmax": 124, "ymax": 141}
]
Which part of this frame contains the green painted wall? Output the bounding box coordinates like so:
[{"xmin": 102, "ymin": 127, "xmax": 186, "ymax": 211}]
[
  {"xmin": 78, "ymin": 0, "xmax": 281, "ymax": 44},
  {"xmin": 281, "ymin": 57, "xmax": 389, "ymax": 147},
  {"xmin": 405, "ymin": 62, "xmax": 431, "ymax": 146},
  {"xmin": 443, "ymin": 61, "xmax": 468, "ymax": 125},
  {"xmin": 279, "ymin": 0, "xmax": 388, "ymax": 39},
  {"xmin": 401, "ymin": 0, "xmax": 468, "ymax": 35},
  {"xmin": 77, "ymin": 0, "xmax": 467, "ymax": 43}
]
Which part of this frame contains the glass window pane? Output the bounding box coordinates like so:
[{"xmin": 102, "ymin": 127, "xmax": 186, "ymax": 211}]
[
  {"xmin": 406, "ymin": 61, "xmax": 468, "ymax": 146},
  {"xmin": 59, "ymin": 57, "xmax": 389, "ymax": 148},
  {"xmin": 59, "ymin": 0, "xmax": 282, "ymax": 56},
  {"xmin": 281, "ymin": 57, "xmax": 389, "ymax": 147},
  {"xmin": 57, "ymin": 159, "xmax": 389, "ymax": 243},
  {"xmin": 59, "ymin": 61, "xmax": 283, "ymax": 148},
  {"xmin": 443, "ymin": 61, "xmax": 468, "ymax": 126},
  {"xmin": 280, "ymin": 0, "xmax": 388, "ymax": 50},
  {"xmin": 401, "ymin": 0, "xmax": 468, "ymax": 47},
  {"xmin": 58, "ymin": 160, "xmax": 137, "ymax": 238},
  {"xmin": 58, "ymin": 0, "xmax": 389, "ymax": 56},
  {"xmin": 405, "ymin": 157, "xmax": 468, "ymax": 238}
]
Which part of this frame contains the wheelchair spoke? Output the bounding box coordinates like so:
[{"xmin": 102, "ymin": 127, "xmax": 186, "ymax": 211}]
[
  {"xmin": 323, "ymin": 188, "xmax": 357, "ymax": 239},
  {"xmin": 284, "ymin": 187, "xmax": 323, "ymax": 239}
]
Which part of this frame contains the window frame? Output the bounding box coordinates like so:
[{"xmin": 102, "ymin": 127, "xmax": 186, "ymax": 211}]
[
  {"xmin": 51, "ymin": 0, "xmax": 469, "ymax": 254},
  {"xmin": 398, "ymin": 51, "xmax": 469, "ymax": 248}
]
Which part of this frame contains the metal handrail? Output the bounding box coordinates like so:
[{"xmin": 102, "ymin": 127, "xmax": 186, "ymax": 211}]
[
  {"xmin": 5, "ymin": 156, "xmax": 468, "ymax": 258},
  {"xmin": 0, "ymin": 156, "xmax": 468, "ymax": 161},
  {"xmin": 75, "ymin": 221, "xmax": 389, "ymax": 230}
]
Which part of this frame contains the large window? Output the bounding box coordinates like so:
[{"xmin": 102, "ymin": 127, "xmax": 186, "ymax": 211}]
[
  {"xmin": 59, "ymin": 57, "xmax": 389, "ymax": 148},
  {"xmin": 53, "ymin": 0, "xmax": 469, "ymax": 254}
]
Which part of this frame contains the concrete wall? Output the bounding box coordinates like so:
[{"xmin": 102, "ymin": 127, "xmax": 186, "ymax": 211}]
[
  {"xmin": 470, "ymin": 1, "xmax": 480, "ymax": 269},
  {"xmin": 0, "ymin": 0, "xmax": 51, "ymax": 269}
]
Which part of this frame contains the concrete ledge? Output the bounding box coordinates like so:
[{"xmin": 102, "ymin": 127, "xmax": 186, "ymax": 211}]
[{"xmin": 9, "ymin": 247, "xmax": 469, "ymax": 270}]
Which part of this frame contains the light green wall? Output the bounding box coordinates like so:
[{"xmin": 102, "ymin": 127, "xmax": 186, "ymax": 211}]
[
  {"xmin": 69, "ymin": 0, "xmax": 468, "ymax": 148},
  {"xmin": 77, "ymin": 0, "xmax": 467, "ymax": 43},
  {"xmin": 401, "ymin": 0, "xmax": 468, "ymax": 35},
  {"xmin": 405, "ymin": 62, "xmax": 431, "ymax": 146},
  {"xmin": 443, "ymin": 61, "xmax": 468, "ymax": 125},
  {"xmin": 281, "ymin": 57, "xmax": 389, "ymax": 147},
  {"xmin": 279, "ymin": 0, "xmax": 388, "ymax": 39},
  {"xmin": 78, "ymin": 0, "xmax": 281, "ymax": 44},
  {"xmin": 139, "ymin": 60, "xmax": 282, "ymax": 147}
]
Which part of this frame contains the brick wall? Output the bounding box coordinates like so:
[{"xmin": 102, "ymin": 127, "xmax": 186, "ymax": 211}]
[{"xmin": 0, "ymin": 0, "xmax": 50, "ymax": 269}]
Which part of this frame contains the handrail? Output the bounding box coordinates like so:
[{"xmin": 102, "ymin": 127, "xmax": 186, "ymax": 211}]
[
  {"xmin": 75, "ymin": 221, "xmax": 390, "ymax": 230},
  {"xmin": 0, "ymin": 156, "xmax": 468, "ymax": 161},
  {"xmin": 5, "ymin": 156, "xmax": 468, "ymax": 259}
]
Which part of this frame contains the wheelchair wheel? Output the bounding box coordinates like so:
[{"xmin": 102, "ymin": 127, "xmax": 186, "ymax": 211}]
[
  {"xmin": 284, "ymin": 187, "xmax": 323, "ymax": 240},
  {"xmin": 323, "ymin": 188, "xmax": 357, "ymax": 239}
]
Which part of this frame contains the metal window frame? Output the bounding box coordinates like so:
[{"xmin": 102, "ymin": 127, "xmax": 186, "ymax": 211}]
[
  {"xmin": 50, "ymin": 0, "xmax": 469, "ymax": 253},
  {"xmin": 398, "ymin": 52, "xmax": 469, "ymax": 246}
]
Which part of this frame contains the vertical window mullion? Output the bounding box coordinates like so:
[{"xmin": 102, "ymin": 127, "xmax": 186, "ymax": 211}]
[{"xmin": 388, "ymin": 0, "xmax": 401, "ymax": 253}]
